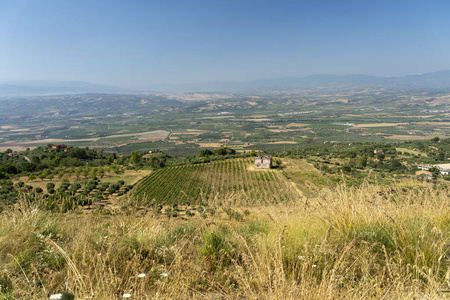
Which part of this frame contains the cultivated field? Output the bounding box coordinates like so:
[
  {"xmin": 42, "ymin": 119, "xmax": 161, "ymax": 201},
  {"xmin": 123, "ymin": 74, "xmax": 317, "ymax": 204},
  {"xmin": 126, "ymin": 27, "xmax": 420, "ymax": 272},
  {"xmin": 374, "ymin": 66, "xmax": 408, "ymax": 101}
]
[
  {"xmin": 4, "ymin": 90, "xmax": 450, "ymax": 155},
  {"xmin": 133, "ymin": 158, "xmax": 297, "ymax": 206}
]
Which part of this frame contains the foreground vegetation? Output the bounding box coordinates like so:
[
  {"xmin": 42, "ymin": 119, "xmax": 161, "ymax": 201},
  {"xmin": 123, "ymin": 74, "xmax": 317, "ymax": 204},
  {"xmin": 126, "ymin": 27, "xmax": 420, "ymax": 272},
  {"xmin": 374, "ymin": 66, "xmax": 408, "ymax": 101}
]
[{"xmin": 1, "ymin": 180, "xmax": 450, "ymax": 299}]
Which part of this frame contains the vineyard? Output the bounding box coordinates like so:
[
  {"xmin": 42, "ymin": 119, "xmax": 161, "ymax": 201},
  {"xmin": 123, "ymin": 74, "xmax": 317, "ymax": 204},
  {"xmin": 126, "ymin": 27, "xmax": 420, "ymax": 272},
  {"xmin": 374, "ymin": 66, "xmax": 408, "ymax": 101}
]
[{"xmin": 133, "ymin": 158, "xmax": 297, "ymax": 206}]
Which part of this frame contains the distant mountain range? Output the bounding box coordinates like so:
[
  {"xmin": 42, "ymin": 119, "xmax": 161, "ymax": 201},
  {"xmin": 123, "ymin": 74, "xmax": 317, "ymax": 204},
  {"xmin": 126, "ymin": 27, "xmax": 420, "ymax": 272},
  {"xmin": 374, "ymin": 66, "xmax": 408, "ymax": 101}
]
[
  {"xmin": 2, "ymin": 71, "xmax": 450, "ymax": 96},
  {"xmin": 153, "ymin": 70, "xmax": 450, "ymax": 93},
  {"xmin": 0, "ymin": 80, "xmax": 130, "ymax": 97}
]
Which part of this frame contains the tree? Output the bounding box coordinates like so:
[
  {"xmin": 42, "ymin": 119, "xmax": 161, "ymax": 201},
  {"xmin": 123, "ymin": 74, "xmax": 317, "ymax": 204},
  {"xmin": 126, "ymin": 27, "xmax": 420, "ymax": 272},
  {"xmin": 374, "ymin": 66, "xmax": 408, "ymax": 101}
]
[
  {"xmin": 431, "ymin": 137, "xmax": 440, "ymax": 143},
  {"xmin": 429, "ymin": 166, "xmax": 440, "ymax": 179},
  {"xmin": 46, "ymin": 182, "xmax": 55, "ymax": 190},
  {"xmin": 69, "ymin": 147, "xmax": 87, "ymax": 159},
  {"xmin": 108, "ymin": 183, "xmax": 119, "ymax": 194},
  {"xmin": 107, "ymin": 155, "xmax": 114, "ymax": 165},
  {"xmin": 389, "ymin": 159, "xmax": 402, "ymax": 171},
  {"xmin": 130, "ymin": 151, "xmax": 142, "ymax": 164},
  {"xmin": 359, "ymin": 156, "xmax": 368, "ymax": 168},
  {"xmin": 214, "ymin": 147, "xmax": 236, "ymax": 156},
  {"xmin": 46, "ymin": 182, "xmax": 55, "ymax": 194},
  {"xmin": 91, "ymin": 167, "xmax": 98, "ymax": 179},
  {"xmin": 82, "ymin": 167, "xmax": 90, "ymax": 179},
  {"xmin": 341, "ymin": 165, "xmax": 352, "ymax": 173},
  {"xmin": 149, "ymin": 153, "xmax": 167, "ymax": 169},
  {"xmin": 199, "ymin": 149, "xmax": 213, "ymax": 156},
  {"xmin": 38, "ymin": 171, "xmax": 48, "ymax": 181}
]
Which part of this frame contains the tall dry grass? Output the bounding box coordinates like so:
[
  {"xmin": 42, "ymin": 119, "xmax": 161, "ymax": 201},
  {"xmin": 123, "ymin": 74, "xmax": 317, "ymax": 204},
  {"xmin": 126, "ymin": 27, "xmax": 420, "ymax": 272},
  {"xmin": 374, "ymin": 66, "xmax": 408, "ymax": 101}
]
[{"xmin": 1, "ymin": 180, "xmax": 450, "ymax": 299}]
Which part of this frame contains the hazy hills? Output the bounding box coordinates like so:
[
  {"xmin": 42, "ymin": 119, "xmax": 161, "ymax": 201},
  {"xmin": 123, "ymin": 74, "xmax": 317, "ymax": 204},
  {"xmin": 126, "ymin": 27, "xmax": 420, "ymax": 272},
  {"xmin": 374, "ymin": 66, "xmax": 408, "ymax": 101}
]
[
  {"xmin": 154, "ymin": 70, "xmax": 450, "ymax": 93},
  {"xmin": 0, "ymin": 80, "xmax": 130, "ymax": 97},
  {"xmin": 2, "ymin": 71, "xmax": 450, "ymax": 96}
]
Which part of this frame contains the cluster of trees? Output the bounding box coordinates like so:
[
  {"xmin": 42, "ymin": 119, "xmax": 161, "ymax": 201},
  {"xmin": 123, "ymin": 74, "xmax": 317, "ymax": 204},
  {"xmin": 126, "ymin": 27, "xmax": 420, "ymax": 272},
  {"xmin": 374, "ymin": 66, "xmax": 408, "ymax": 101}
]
[
  {"xmin": 199, "ymin": 147, "xmax": 236, "ymax": 157},
  {"xmin": 272, "ymin": 139, "xmax": 450, "ymax": 176},
  {"xmin": 277, "ymin": 138, "xmax": 450, "ymax": 166},
  {"xmin": 0, "ymin": 146, "xmax": 111, "ymax": 178},
  {"xmin": 0, "ymin": 146, "xmax": 174, "ymax": 180},
  {"xmin": 0, "ymin": 177, "xmax": 132, "ymax": 213}
]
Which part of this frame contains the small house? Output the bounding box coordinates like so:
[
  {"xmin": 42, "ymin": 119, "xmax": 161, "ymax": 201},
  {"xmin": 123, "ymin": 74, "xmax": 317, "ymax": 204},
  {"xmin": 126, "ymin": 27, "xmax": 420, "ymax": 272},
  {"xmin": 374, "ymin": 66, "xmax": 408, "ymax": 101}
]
[
  {"xmin": 418, "ymin": 164, "xmax": 432, "ymax": 170},
  {"xmin": 373, "ymin": 149, "xmax": 384, "ymax": 155},
  {"xmin": 255, "ymin": 155, "xmax": 272, "ymax": 169},
  {"xmin": 440, "ymin": 169, "xmax": 450, "ymax": 175}
]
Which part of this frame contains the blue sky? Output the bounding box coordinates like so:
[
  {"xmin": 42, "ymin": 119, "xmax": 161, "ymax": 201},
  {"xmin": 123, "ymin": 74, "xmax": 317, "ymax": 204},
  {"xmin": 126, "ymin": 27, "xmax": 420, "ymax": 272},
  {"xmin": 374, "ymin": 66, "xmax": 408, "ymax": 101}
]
[{"xmin": 0, "ymin": 0, "xmax": 449, "ymax": 89}]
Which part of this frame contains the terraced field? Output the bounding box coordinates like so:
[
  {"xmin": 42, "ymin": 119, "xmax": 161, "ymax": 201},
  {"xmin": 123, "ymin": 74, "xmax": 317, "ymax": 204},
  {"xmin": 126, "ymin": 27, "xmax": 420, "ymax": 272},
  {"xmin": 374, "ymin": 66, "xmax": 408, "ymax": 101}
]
[{"xmin": 133, "ymin": 158, "xmax": 297, "ymax": 205}]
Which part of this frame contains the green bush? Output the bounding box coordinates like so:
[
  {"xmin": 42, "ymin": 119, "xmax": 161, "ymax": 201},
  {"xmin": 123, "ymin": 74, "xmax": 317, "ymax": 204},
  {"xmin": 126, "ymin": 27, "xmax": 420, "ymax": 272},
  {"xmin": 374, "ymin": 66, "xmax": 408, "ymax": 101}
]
[{"xmin": 199, "ymin": 229, "xmax": 233, "ymax": 271}]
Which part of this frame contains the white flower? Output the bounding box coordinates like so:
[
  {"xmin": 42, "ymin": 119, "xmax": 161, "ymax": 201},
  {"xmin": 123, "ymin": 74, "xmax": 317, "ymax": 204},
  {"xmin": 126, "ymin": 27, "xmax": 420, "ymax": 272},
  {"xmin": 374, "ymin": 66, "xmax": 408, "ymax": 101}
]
[
  {"xmin": 123, "ymin": 293, "xmax": 132, "ymax": 298},
  {"xmin": 138, "ymin": 273, "xmax": 146, "ymax": 278},
  {"xmin": 160, "ymin": 273, "xmax": 168, "ymax": 277},
  {"xmin": 312, "ymin": 264, "xmax": 317, "ymax": 268},
  {"xmin": 50, "ymin": 294, "xmax": 63, "ymax": 300}
]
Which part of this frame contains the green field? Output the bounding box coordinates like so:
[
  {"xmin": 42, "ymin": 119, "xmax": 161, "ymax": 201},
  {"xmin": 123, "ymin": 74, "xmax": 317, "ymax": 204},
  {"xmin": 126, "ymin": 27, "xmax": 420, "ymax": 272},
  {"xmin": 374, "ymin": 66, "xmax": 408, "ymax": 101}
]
[{"xmin": 133, "ymin": 158, "xmax": 296, "ymax": 206}]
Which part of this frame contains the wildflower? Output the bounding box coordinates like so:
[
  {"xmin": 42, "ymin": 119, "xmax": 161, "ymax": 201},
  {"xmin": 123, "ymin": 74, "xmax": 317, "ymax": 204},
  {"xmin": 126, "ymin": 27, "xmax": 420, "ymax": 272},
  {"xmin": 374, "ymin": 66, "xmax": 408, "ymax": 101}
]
[
  {"xmin": 312, "ymin": 264, "xmax": 317, "ymax": 268},
  {"xmin": 50, "ymin": 294, "xmax": 74, "ymax": 300},
  {"xmin": 160, "ymin": 273, "xmax": 168, "ymax": 277},
  {"xmin": 138, "ymin": 273, "xmax": 146, "ymax": 278},
  {"xmin": 123, "ymin": 293, "xmax": 132, "ymax": 298}
]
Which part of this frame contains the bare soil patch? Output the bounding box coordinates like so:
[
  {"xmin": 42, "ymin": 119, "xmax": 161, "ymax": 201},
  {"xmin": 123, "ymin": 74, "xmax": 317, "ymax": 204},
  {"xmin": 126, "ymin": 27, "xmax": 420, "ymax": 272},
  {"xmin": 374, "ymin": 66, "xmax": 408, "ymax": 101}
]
[{"xmin": 352, "ymin": 123, "xmax": 407, "ymax": 128}]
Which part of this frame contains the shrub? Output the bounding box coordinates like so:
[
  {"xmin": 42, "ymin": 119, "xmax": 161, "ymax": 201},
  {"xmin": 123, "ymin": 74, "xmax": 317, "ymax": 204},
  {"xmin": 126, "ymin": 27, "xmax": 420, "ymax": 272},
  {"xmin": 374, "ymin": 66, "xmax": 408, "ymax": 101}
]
[
  {"xmin": 223, "ymin": 208, "xmax": 243, "ymax": 221},
  {"xmin": 199, "ymin": 229, "xmax": 233, "ymax": 271}
]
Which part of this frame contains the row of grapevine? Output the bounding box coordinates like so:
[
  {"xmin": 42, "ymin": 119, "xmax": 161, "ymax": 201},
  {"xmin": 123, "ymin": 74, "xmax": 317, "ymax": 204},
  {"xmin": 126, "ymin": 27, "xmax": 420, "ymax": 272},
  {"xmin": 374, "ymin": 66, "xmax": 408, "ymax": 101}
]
[{"xmin": 133, "ymin": 158, "xmax": 297, "ymax": 206}]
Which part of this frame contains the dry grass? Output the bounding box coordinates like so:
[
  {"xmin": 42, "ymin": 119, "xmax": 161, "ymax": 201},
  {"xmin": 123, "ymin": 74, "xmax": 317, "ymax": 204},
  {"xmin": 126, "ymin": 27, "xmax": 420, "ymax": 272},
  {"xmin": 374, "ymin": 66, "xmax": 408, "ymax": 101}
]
[
  {"xmin": 396, "ymin": 147, "xmax": 427, "ymax": 157},
  {"xmin": 386, "ymin": 134, "xmax": 449, "ymax": 140},
  {"xmin": 352, "ymin": 123, "xmax": 407, "ymax": 128},
  {"xmin": 282, "ymin": 158, "xmax": 329, "ymax": 193},
  {"xmin": 1, "ymin": 180, "xmax": 450, "ymax": 299}
]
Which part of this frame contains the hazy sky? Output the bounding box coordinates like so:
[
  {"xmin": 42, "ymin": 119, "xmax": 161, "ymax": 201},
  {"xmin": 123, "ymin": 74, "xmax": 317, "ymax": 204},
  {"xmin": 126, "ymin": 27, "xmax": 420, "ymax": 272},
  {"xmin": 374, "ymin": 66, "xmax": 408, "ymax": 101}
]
[{"xmin": 0, "ymin": 0, "xmax": 449, "ymax": 89}]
